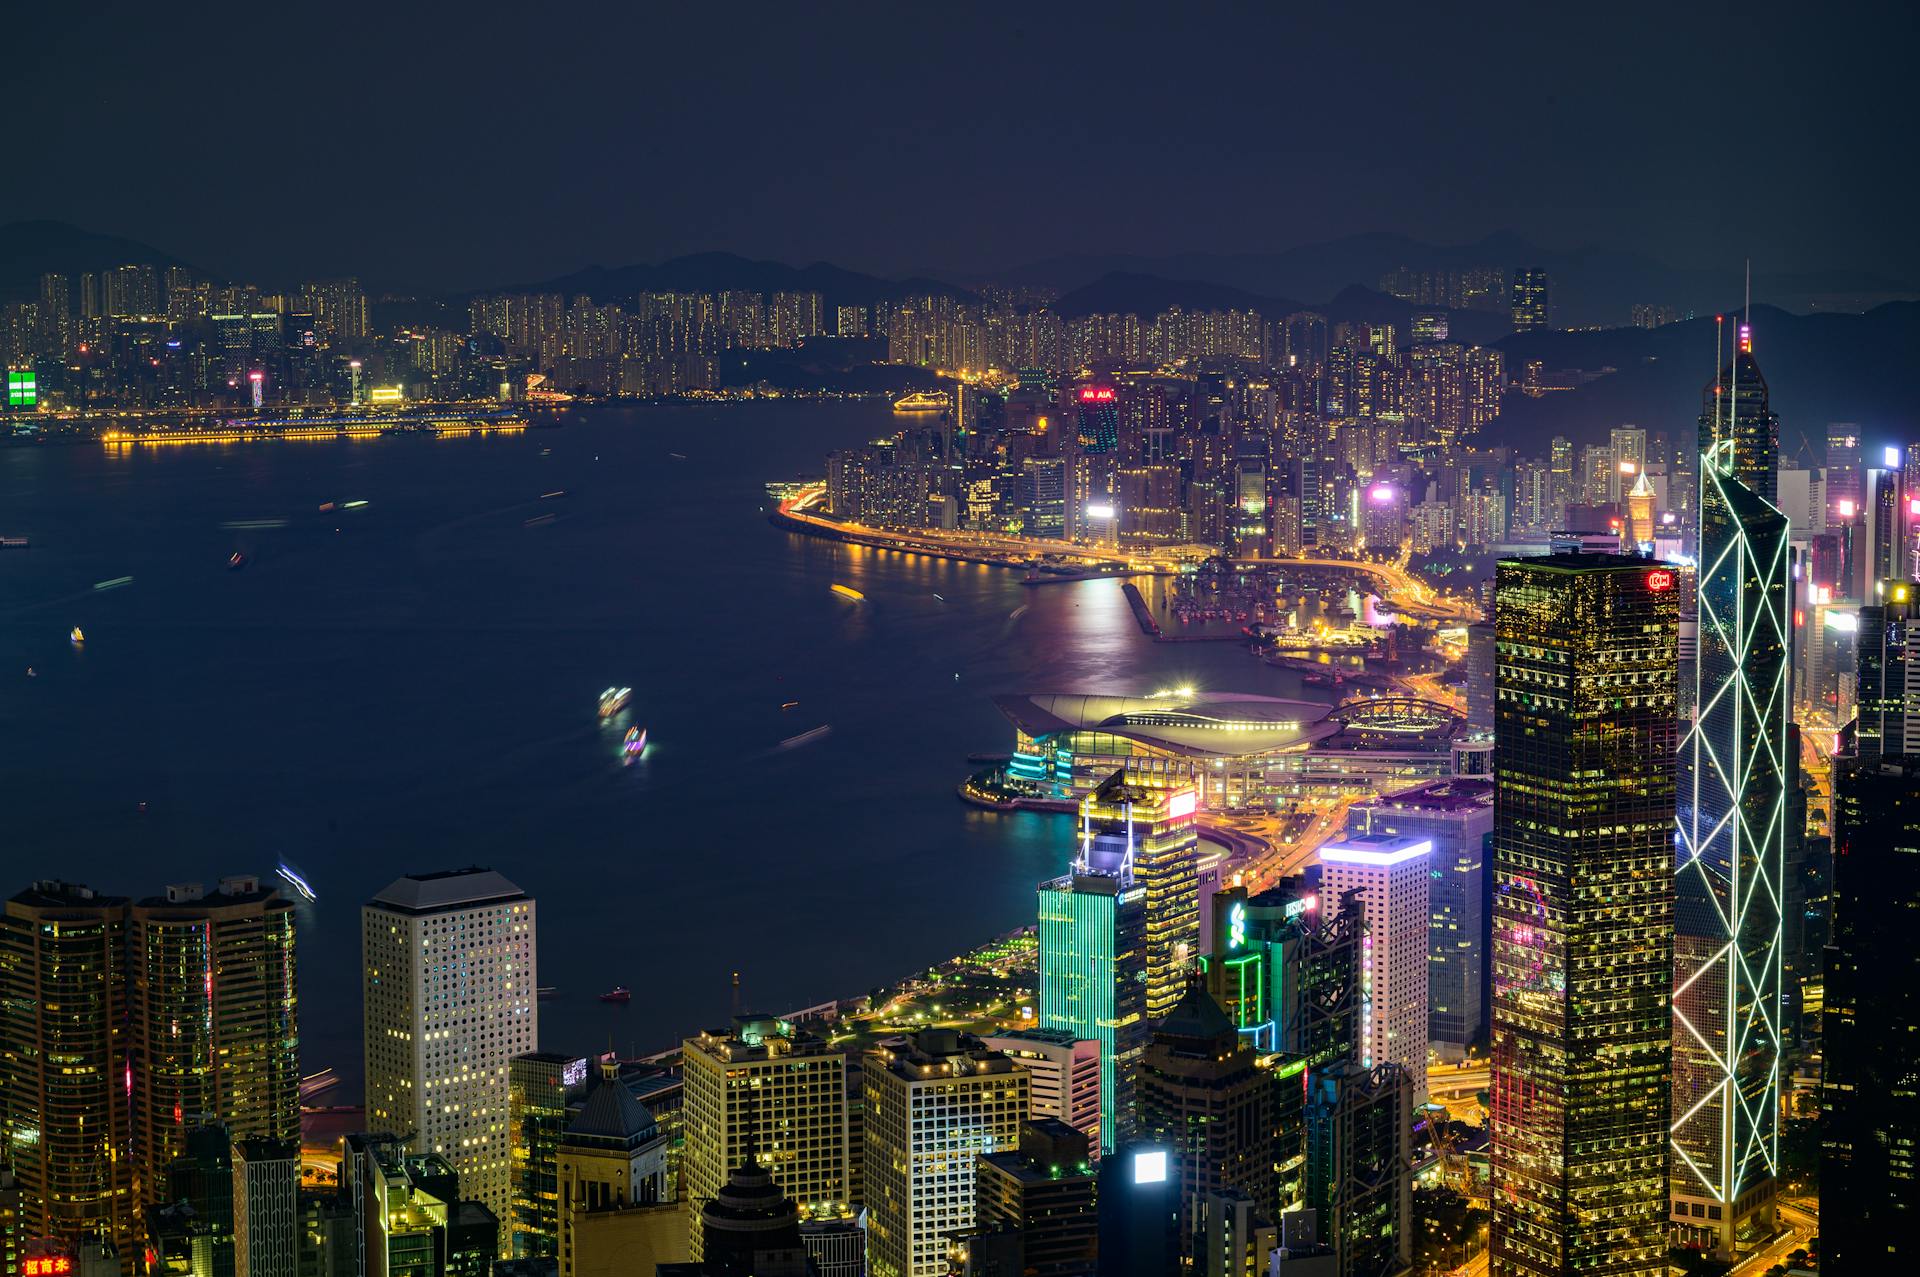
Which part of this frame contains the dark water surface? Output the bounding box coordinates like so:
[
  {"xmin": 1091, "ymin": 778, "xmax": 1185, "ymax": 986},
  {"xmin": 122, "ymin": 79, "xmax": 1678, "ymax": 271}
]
[{"xmin": 0, "ymin": 402, "xmax": 1310, "ymax": 1089}]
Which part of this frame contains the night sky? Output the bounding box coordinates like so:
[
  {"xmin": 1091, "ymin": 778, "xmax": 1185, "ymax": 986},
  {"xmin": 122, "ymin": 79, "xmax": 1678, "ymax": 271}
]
[{"xmin": 9, "ymin": 1, "xmax": 1908, "ymax": 291}]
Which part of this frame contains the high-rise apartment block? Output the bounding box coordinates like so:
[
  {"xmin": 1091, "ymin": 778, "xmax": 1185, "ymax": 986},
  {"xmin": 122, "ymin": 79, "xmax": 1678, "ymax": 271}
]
[{"xmin": 131, "ymin": 878, "xmax": 299, "ymax": 1206}]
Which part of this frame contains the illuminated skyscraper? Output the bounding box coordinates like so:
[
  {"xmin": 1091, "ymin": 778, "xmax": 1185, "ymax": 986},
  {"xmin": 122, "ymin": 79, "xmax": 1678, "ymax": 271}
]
[
  {"xmin": 363, "ymin": 868, "xmax": 537, "ymax": 1246},
  {"xmin": 1349, "ymin": 778, "xmax": 1496, "ymax": 1060},
  {"xmin": 130, "ymin": 877, "xmax": 299, "ymax": 1209},
  {"xmin": 1671, "ymin": 326, "xmax": 1789, "ymax": 1253},
  {"xmin": 1853, "ymin": 579, "xmax": 1920, "ymax": 757},
  {"xmin": 1820, "ymin": 756, "xmax": 1920, "ymax": 1268},
  {"xmin": 1038, "ymin": 838, "xmax": 1148, "ymax": 1153},
  {"xmin": 863, "ymin": 1032, "xmax": 1027, "ymax": 1277},
  {"xmin": 680, "ymin": 1015, "xmax": 852, "ymax": 1259},
  {"xmin": 0, "ymin": 883, "xmax": 137, "ymax": 1269},
  {"xmin": 1075, "ymin": 771, "xmax": 1200, "ymax": 1020},
  {"xmin": 1490, "ymin": 552, "xmax": 1676, "ymax": 1277},
  {"xmin": 1318, "ymin": 835, "xmax": 1431, "ymax": 1098}
]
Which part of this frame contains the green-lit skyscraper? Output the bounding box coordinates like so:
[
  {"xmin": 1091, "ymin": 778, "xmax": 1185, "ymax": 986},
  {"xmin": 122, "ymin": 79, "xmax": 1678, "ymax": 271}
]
[
  {"xmin": 1672, "ymin": 324, "xmax": 1790, "ymax": 1254},
  {"xmin": 1037, "ymin": 798, "xmax": 1148, "ymax": 1154},
  {"xmin": 1490, "ymin": 553, "xmax": 1676, "ymax": 1277}
]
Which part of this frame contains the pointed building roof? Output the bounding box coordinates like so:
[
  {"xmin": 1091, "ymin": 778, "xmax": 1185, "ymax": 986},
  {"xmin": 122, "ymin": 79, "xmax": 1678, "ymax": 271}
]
[{"xmin": 1154, "ymin": 982, "xmax": 1238, "ymax": 1046}]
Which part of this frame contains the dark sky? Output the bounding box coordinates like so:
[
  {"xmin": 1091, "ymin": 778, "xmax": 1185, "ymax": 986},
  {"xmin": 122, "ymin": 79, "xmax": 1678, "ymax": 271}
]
[{"xmin": 8, "ymin": 1, "xmax": 1907, "ymax": 292}]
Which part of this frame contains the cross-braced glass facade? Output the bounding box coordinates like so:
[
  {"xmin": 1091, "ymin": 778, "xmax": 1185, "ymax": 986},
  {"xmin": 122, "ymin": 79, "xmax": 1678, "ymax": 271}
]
[{"xmin": 1672, "ymin": 342, "xmax": 1789, "ymax": 1251}]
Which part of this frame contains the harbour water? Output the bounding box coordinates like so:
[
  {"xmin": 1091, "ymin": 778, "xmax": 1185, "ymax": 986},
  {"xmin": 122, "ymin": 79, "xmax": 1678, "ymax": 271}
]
[{"xmin": 0, "ymin": 402, "xmax": 1315, "ymax": 1091}]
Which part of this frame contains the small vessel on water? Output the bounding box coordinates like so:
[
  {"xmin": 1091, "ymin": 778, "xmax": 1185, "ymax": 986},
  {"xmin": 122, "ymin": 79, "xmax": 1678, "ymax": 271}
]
[
  {"xmin": 777, "ymin": 724, "xmax": 833, "ymax": 751},
  {"xmin": 891, "ymin": 390, "xmax": 950, "ymax": 413},
  {"xmin": 623, "ymin": 725, "xmax": 647, "ymax": 756},
  {"xmin": 830, "ymin": 583, "xmax": 864, "ymax": 601},
  {"xmin": 600, "ymin": 986, "xmax": 632, "ymax": 1004},
  {"xmin": 275, "ymin": 863, "xmax": 318, "ymax": 902},
  {"xmin": 69, "ymin": 626, "xmax": 85, "ymax": 646},
  {"xmin": 598, "ymin": 687, "xmax": 632, "ymax": 718}
]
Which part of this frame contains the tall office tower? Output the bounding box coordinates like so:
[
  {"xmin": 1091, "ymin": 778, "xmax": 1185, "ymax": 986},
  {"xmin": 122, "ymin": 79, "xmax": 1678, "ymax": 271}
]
[
  {"xmin": 1509, "ymin": 269, "xmax": 1549, "ymax": 332},
  {"xmin": 363, "ymin": 868, "xmax": 537, "ymax": 1241},
  {"xmin": 232, "ymin": 1138, "xmax": 298, "ymax": 1277},
  {"xmin": 979, "ymin": 1030, "xmax": 1102, "ymax": 1146},
  {"xmin": 1490, "ymin": 553, "xmax": 1677, "ymax": 1277},
  {"xmin": 1820, "ymin": 756, "xmax": 1920, "ymax": 1269},
  {"xmin": 130, "ymin": 877, "xmax": 299, "ymax": 1206},
  {"xmin": 1349, "ymin": 778, "xmax": 1495, "ymax": 1060},
  {"xmin": 554, "ymin": 1071, "xmax": 671, "ymax": 1277},
  {"xmin": 973, "ymin": 1120, "xmax": 1098, "ymax": 1277},
  {"xmin": 681, "ymin": 1014, "xmax": 852, "ymax": 1259},
  {"xmin": 1826, "ymin": 426, "xmax": 1863, "ymax": 517},
  {"xmin": 1858, "ymin": 460, "xmax": 1904, "ymax": 596},
  {"xmin": 1076, "ymin": 771, "xmax": 1199, "ymax": 1020},
  {"xmin": 1318, "ymin": 835, "xmax": 1432, "ymax": 1098},
  {"xmin": 1302, "ymin": 1060, "xmax": 1412, "ymax": 1277},
  {"xmin": 0, "ymin": 882, "xmax": 138, "ymax": 1267},
  {"xmin": 508, "ymin": 1052, "xmax": 588, "ymax": 1258},
  {"xmin": 1133, "ymin": 986, "xmax": 1275, "ymax": 1249},
  {"xmin": 1853, "ymin": 580, "xmax": 1920, "ymax": 756},
  {"xmin": 1038, "ymin": 804, "xmax": 1149, "ymax": 1151},
  {"xmin": 1672, "ymin": 325, "xmax": 1789, "ymax": 1254},
  {"xmin": 863, "ymin": 1031, "xmax": 1028, "ymax": 1277},
  {"xmin": 1204, "ymin": 877, "xmax": 1361, "ymax": 1065}
]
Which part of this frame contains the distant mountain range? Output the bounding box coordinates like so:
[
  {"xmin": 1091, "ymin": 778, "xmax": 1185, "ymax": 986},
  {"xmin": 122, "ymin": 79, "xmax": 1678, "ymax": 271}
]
[
  {"xmin": 1489, "ymin": 302, "xmax": 1920, "ymax": 458},
  {"xmin": 0, "ymin": 220, "xmax": 189, "ymax": 297},
  {"xmin": 1007, "ymin": 231, "xmax": 1920, "ymax": 328}
]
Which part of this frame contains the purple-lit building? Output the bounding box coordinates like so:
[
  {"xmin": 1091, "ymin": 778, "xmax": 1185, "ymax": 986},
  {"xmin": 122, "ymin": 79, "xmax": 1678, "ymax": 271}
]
[
  {"xmin": 1318, "ymin": 833, "xmax": 1431, "ymax": 1098},
  {"xmin": 1348, "ymin": 778, "xmax": 1494, "ymax": 1060}
]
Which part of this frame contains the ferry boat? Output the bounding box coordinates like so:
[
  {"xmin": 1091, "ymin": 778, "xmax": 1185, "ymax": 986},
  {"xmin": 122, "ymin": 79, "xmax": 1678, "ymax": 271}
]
[
  {"xmin": 599, "ymin": 986, "xmax": 632, "ymax": 1004},
  {"xmin": 276, "ymin": 863, "xmax": 318, "ymax": 902},
  {"xmin": 598, "ymin": 687, "xmax": 632, "ymax": 718},
  {"xmin": 623, "ymin": 726, "xmax": 647, "ymax": 755},
  {"xmin": 891, "ymin": 390, "xmax": 950, "ymax": 413},
  {"xmin": 830, "ymin": 583, "xmax": 865, "ymax": 601}
]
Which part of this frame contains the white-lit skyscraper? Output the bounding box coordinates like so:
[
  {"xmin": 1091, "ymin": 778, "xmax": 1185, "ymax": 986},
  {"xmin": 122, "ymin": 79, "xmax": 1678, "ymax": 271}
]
[
  {"xmin": 1318, "ymin": 834, "xmax": 1432, "ymax": 1098},
  {"xmin": 363, "ymin": 868, "xmax": 536, "ymax": 1246}
]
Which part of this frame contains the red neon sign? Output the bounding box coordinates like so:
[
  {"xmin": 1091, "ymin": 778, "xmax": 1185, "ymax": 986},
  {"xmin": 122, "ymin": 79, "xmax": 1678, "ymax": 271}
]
[
  {"xmin": 1078, "ymin": 387, "xmax": 1115, "ymax": 402},
  {"xmin": 1646, "ymin": 570, "xmax": 1675, "ymax": 592}
]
